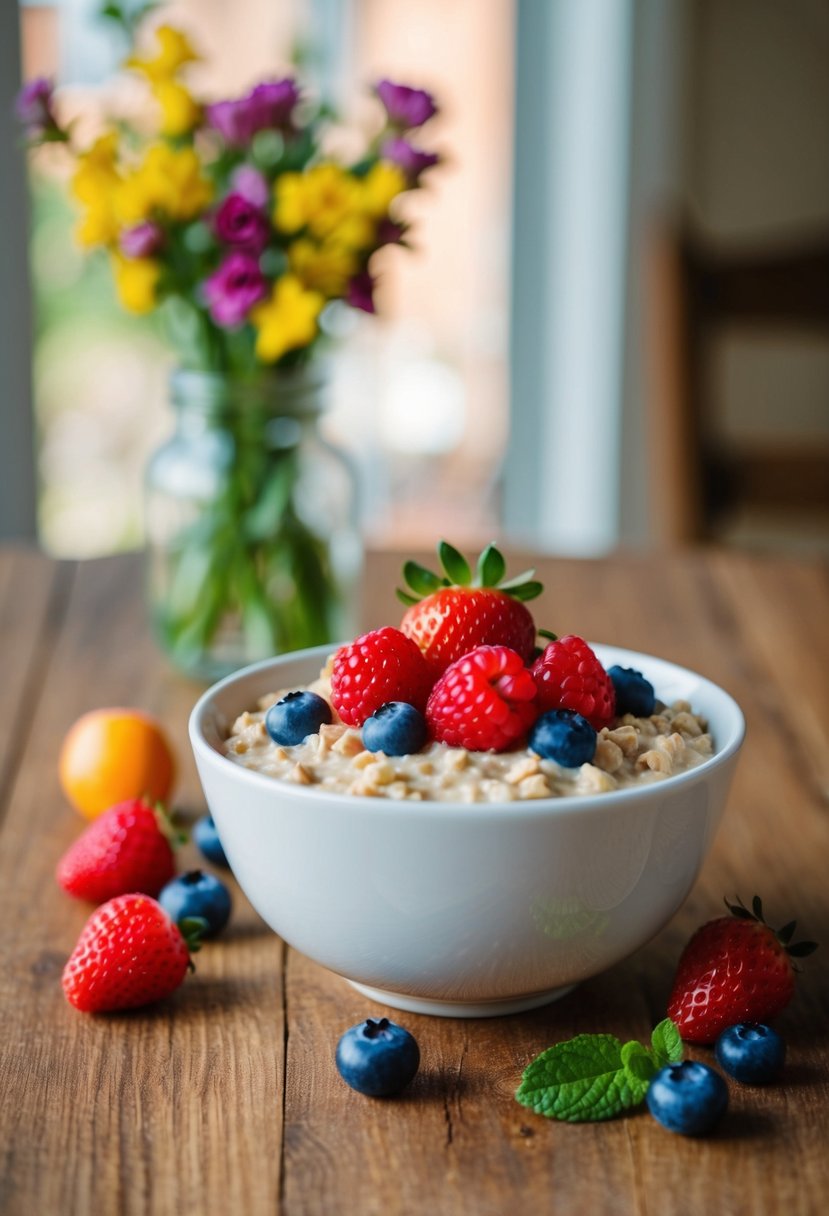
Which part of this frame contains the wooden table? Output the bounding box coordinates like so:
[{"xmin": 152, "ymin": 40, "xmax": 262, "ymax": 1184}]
[{"xmin": 1, "ymin": 544, "xmax": 827, "ymax": 1216}]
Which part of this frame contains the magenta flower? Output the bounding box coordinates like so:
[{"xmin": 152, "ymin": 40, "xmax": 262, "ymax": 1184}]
[
  {"xmin": 205, "ymin": 78, "xmax": 300, "ymax": 147},
  {"xmin": 376, "ymin": 217, "xmax": 407, "ymax": 247},
  {"xmin": 381, "ymin": 137, "xmax": 439, "ymax": 182},
  {"xmin": 213, "ymin": 193, "xmax": 269, "ymax": 254},
  {"xmin": 202, "ymin": 252, "xmax": 267, "ymax": 329},
  {"xmin": 346, "ymin": 270, "xmax": 376, "ymax": 314},
  {"xmin": 376, "ymin": 80, "xmax": 437, "ymax": 130},
  {"xmin": 15, "ymin": 77, "xmax": 59, "ymax": 138},
  {"xmin": 119, "ymin": 222, "xmax": 164, "ymax": 259},
  {"xmin": 230, "ymin": 164, "xmax": 270, "ymax": 210}
]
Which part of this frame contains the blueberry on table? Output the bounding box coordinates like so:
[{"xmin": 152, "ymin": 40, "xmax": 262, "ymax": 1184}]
[
  {"xmin": 265, "ymin": 690, "xmax": 332, "ymax": 746},
  {"xmin": 335, "ymin": 1017, "xmax": 420, "ymax": 1097},
  {"xmin": 646, "ymin": 1061, "xmax": 728, "ymax": 1136},
  {"xmin": 607, "ymin": 666, "xmax": 656, "ymax": 717},
  {"xmin": 362, "ymin": 702, "xmax": 427, "ymax": 756},
  {"xmin": 193, "ymin": 814, "xmax": 229, "ymax": 868},
  {"xmin": 528, "ymin": 709, "xmax": 597, "ymax": 767},
  {"xmin": 158, "ymin": 869, "xmax": 232, "ymax": 937},
  {"xmin": 715, "ymin": 1023, "xmax": 786, "ymax": 1084}
]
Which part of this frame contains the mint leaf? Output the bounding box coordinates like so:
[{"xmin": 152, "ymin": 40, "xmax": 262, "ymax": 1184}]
[
  {"xmin": 651, "ymin": 1018, "xmax": 684, "ymax": 1068},
  {"xmin": 515, "ymin": 1034, "xmax": 646, "ymax": 1123},
  {"xmin": 620, "ymin": 1040, "xmax": 657, "ymax": 1101}
]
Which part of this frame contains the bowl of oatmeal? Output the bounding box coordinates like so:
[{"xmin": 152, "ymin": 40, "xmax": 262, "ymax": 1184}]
[{"xmin": 189, "ymin": 642, "xmax": 744, "ymax": 1017}]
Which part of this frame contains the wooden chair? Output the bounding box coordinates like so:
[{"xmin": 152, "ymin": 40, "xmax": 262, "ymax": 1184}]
[{"xmin": 645, "ymin": 221, "xmax": 829, "ymax": 545}]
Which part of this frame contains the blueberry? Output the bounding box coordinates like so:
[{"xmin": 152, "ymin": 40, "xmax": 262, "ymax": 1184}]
[
  {"xmin": 715, "ymin": 1023, "xmax": 785, "ymax": 1084},
  {"xmin": 607, "ymin": 666, "xmax": 656, "ymax": 717},
  {"xmin": 335, "ymin": 1017, "xmax": 420, "ymax": 1097},
  {"xmin": 528, "ymin": 709, "xmax": 597, "ymax": 767},
  {"xmin": 265, "ymin": 690, "xmax": 332, "ymax": 746},
  {"xmin": 158, "ymin": 869, "xmax": 232, "ymax": 937},
  {"xmin": 193, "ymin": 814, "xmax": 229, "ymax": 868},
  {"xmin": 362, "ymin": 702, "xmax": 427, "ymax": 756},
  {"xmin": 646, "ymin": 1061, "xmax": 728, "ymax": 1135}
]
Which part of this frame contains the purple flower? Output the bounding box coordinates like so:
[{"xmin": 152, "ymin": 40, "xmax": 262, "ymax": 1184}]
[
  {"xmin": 230, "ymin": 164, "xmax": 270, "ymax": 209},
  {"xmin": 202, "ymin": 252, "xmax": 267, "ymax": 329},
  {"xmin": 119, "ymin": 222, "xmax": 164, "ymax": 259},
  {"xmin": 381, "ymin": 137, "xmax": 439, "ymax": 182},
  {"xmin": 376, "ymin": 80, "xmax": 437, "ymax": 130},
  {"xmin": 346, "ymin": 270, "xmax": 376, "ymax": 315},
  {"xmin": 15, "ymin": 76, "xmax": 58, "ymax": 136},
  {"xmin": 205, "ymin": 77, "xmax": 300, "ymax": 147},
  {"xmin": 213, "ymin": 192, "xmax": 269, "ymax": 254},
  {"xmin": 376, "ymin": 217, "xmax": 407, "ymax": 247}
]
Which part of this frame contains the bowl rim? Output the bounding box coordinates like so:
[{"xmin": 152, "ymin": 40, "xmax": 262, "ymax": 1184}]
[{"xmin": 189, "ymin": 641, "xmax": 746, "ymax": 821}]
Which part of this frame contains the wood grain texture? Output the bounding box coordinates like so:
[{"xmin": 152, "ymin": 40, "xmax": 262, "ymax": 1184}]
[{"xmin": 1, "ymin": 545, "xmax": 827, "ymax": 1216}]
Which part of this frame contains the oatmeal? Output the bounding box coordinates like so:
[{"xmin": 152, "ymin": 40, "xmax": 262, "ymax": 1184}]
[{"xmin": 222, "ymin": 668, "xmax": 713, "ymax": 802}]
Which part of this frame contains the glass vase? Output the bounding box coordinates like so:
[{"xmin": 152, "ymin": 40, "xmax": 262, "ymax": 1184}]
[{"xmin": 145, "ymin": 366, "xmax": 362, "ymax": 681}]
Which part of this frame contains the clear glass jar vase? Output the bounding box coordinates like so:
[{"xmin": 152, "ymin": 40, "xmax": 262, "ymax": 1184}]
[{"xmin": 145, "ymin": 366, "xmax": 362, "ymax": 681}]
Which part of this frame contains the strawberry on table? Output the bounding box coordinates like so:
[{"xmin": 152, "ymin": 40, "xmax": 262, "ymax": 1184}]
[
  {"xmin": 56, "ymin": 798, "xmax": 176, "ymax": 904},
  {"xmin": 330, "ymin": 626, "xmax": 434, "ymax": 727},
  {"xmin": 667, "ymin": 895, "xmax": 817, "ymax": 1044},
  {"xmin": 426, "ymin": 644, "xmax": 539, "ymax": 752},
  {"xmin": 62, "ymin": 893, "xmax": 204, "ymax": 1013},
  {"xmin": 398, "ymin": 541, "xmax": 542, "ymax": 677},
  {"xmin": 531, "ymin": 635, "xmax": 616, "ymax": 731}
]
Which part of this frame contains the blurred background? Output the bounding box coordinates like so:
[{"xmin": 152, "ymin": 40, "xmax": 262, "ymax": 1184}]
[{"xmin": 2, "ymin": 0, "xmax": 828, "ymax": 559}]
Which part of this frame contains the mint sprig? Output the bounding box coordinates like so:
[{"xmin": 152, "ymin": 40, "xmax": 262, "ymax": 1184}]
[{"xmin": 515, "ymin": 1018, "xmax": 683, "ymax": 1123}]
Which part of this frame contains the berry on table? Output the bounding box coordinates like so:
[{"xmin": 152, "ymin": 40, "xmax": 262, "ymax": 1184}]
[
  {"xmin": 715, "ymin": 1023, "xmax": 786, "ymax": 1084},
  {"xmin": 330, "ymin": 626, "xmax": 434, "ymax": 727},
  {"xmin": 362, "ymin": 702, "xmax": 427, "ymax": 756},
  {"xmin": 646, "ymin": 1061, "xmax": 728, "ymax": 1136},
  {"xmin": 335, "ymin": 1017, "xmax": 420, "ymax": 1097},
  {"xmin": 55, "ymin": 798, "xmax": 176, "ymax": 903},
  {"xmin": 62, "ymin": 893, "xmax": 204, "ymax": 1013},
  {"xmin": 397, "ymin": 540, "xmax": 542, "ymax": 676},
  {"xmin": 607, "ymin": 666, "xmax": 656, "ymax": 717},
  {"xmin": 667, "ymin": 895, "xmax": 817, "ymax": 1044},
  {"xmin": 193, "ymin": 814, "xmax": 229, "ymax": 868},
  {"xmin": 425, "ymin": 645, "xmax": 538, "ymax": 752},
  {"xmin": 531, "ymin": 636, "xmax": 616, "ymax": 730},
  {"xmin": 158, "ymin": 869, "xmax": 232, "ymax": 938},
  {"xmin": 528, "ymin": 709, "xmax": 597, "ymax": 767},
  {"xmin": 265, "ymin": 690, "xmax": 332, "ymax": 746}
]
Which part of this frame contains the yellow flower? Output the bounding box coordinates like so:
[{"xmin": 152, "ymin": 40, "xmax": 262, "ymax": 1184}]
[
  {"xmin": 126, "ymin": 25, "xmax": 198, "ymax": 82},
  {"xmin": 71, "ymin": 133, "xmax": 122, "ymax": 248},
  {"xmin": 116, "ymin": 143, "xmax": 213, "ymax": 225},
  {"xmin": 274, "ymin": 163, "xmax": 371, "ymax": 242},
  {"xmin": 288, "ymin": 237, "xmax": 358, "ymax": 297},
  {"xmin": 152, "ymin": 79, "xmax": 201, "ymax": 137},
  {"xmin": 111, "ymin": 254, "xmax": 161, "ymax": 314},
  {"xmin": 250, "ymin": 275, "xmax": 325, "ymax": 363},
  {"xmin": 273, "ymin": 173, "xmax": 307, "ymax": 234},
  {"xmin": 359, "ymin": 161, "xmax": 406, "ymax": 218}
]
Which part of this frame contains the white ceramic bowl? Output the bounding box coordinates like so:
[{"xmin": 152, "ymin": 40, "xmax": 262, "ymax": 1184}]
[{"xmin": 189, "ymin": 643, "xmax": 744, "ymax": 1018}]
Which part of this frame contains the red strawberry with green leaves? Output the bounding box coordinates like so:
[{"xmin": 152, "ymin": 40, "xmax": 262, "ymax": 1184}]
[
  {"xmin": 667, "ymin": 896, "xmax": 817, "ymax": 1044},
  {"xmin": 62, "ymin": 893, "xmax": 205, "ymax": 1013},
  {"xmin": 398, "ymin": 541, "xmax": 544, "ymax": 677},
  {"xmin": 56, "ymin": 798, "xmax": 177, "ymax": 904},
  {"xmin": 425, "ymin": 644, "xmax": 539, "ymax": 751}
]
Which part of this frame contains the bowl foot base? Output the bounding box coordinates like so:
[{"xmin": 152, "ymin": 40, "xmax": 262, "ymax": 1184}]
[{"xmin": 347, "ymin": 980, "xmax": 576, "ymax": 1019}]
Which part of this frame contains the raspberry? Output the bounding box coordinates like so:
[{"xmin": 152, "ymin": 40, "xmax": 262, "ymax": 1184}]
[
  {"xmin": 330, "ymin": 627, "xmax": 434, "ymax": 726},
  {"xmin": 530, "ymin": 635, "xmax": 615, "ymax": 730},
  {"xmin": 425, "ymin": 645, "xmax": 539, "ymax": 752}
]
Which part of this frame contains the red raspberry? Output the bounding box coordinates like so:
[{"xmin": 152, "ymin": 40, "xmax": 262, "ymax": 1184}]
[
  {"xmin": 425, "ymin": 645, "xmax": 539, "ymax": 752},
  {"xmin": 531, "ymin": 635, "xmax": 615, "ymax": 729},
  {"xmin": 330, "ymin": 626, "xmax": 434, "ymax": 726},
  {"xmin": 56, "ymin": 798, "xmax": 176, "ymax": 904}
]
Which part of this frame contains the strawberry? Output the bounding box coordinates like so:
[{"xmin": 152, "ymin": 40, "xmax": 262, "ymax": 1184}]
[
  {"xmin": 62, "ymin": 893, "xmax": 204, "ymax": 1013},
  {"xmin": 667, "ymin": 896, "xmax": 817, "ymax": 1044},
  {"xmin": 330, "ymin": 626, "xmax": 434, "ymax": 726},
  {"xmin": 398, "ymin": 541, "xmax": 543, "ymax": 677},
  {"xmin": 531, "ymin": 635, "xmax": 616, "ymax": 730},
  {"xmin": 425, "ymin": 645, "xmax": 539, "ymax": 752},
  {"xmin": 56, "ymin": 798, "xmax": 176, "ymax": 904}
]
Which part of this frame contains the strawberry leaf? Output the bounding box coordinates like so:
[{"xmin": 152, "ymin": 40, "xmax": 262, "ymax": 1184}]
[
  {"xmin": 788, "ymin": 940, "xmax": 818, "ymax": 957},
  {"xmin": 752, "ymin": 894, "xmax": 764, "ymax": 921},
  {"xmin": 505, "ymin": 580, "xmax": 543, "ymax": 602},
  {"xmin": 476, "ymin": 543, "xmax": 506, "ymax": 588},
  {"xmin": 396, "ymin": 589, "xmax": 420, "ymax": 607},
  {"xmin": 403, "ymin": 561, "xmax": 444, "ymax": 597},
  {"xmin": 438, "ymin": 541, "xmax": 472, "ymax": 586}
]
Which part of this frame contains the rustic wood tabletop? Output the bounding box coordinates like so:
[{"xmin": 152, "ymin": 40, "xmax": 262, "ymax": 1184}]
[{"xmin": 1, "ymin": 544, "xmax": 827, "ymax": 1216}]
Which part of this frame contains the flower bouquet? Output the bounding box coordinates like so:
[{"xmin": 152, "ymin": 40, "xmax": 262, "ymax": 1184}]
[{"xmin": 18, "ymin": 6, "xmax": 440, "ymax": 678}]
